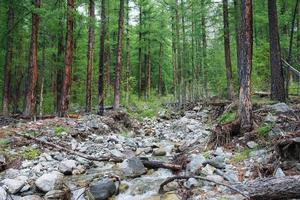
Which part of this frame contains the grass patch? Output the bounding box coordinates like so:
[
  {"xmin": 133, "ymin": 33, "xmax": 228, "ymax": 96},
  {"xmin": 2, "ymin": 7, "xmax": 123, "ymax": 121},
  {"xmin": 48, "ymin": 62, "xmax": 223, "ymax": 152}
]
[
  {"xmin": 218, "ymin": 112, "xmax": 236, "ymax": 124},
  {"xmin": 20, "ymin": 147, "xmax": 41, "ymax": 160},
  {"xmin": 0, "ymin": 139, "xmax": 10, "ymax": 148},
  {"xmin": 231, "ymin": 148, "xmax": 251, "ymax": 163},
  {"xmin": 54, "ymin": 126, "xmax": 69, "ymax": 137},
  {"xmin": 258, "ymin": 123, "xmax": 274, "ymax": 137}
]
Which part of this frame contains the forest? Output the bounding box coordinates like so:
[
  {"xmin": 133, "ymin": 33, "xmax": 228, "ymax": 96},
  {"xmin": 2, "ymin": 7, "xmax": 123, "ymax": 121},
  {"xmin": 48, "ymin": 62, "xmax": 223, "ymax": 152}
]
[{"xmin": 1, "ymin": 0, "xmax": 300, "ymax": 200}]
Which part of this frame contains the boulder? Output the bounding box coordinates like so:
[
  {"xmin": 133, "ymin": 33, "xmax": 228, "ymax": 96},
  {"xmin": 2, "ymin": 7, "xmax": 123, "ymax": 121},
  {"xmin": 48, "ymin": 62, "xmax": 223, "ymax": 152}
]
[
  {"xmin": 0, "ymin": 187, "xmax": 7, "ymax": 200},
  {"xmin": 35, "ymin": 171, "xmax": 64, "ymax": 193},
  {"xmin": 186, "ymin": 154, "xmax": 206, "ymax": 174},
  {"xmin": 2, "ymin": 176, "xmax": 27, "ymax": 194},
  {"xmin": 120, "ymin": 157, "xmax": 146, "ymax": 177},
  {"xmin": 45, "ymin": 190, "xmax": 69, "ymax": 200},
  {"xmin": 20, "ymin": 195, "xmax": 42, "ymax": 200},
  {"xmin": 270, "ymin": 103, "xmax": 292, "ymax": 113},
  {"xmin": 89, "ymin": 179, "xmax": 116, "ymax": 200},
  {"xmin": 59, "ymin": 159, "xmax": 77, "ymax": 175}
]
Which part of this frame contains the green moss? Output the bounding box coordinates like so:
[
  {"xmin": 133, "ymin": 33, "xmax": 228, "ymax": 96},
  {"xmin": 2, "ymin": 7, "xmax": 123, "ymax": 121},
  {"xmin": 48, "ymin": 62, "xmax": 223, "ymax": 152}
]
[
  {"xmin": 258, "ymin": 123, "xmax": 274, "ymax": 137},
  {"xmin": 20, "ymin": 147, "xmax": 41, "ymax": 160},
  {"xmin": 231, "ymin": 148, "xmax": 251, "ymax": 163},
  {"xmin": 218, "ymin": 112, "xmax": 236, "ymax": 124}
]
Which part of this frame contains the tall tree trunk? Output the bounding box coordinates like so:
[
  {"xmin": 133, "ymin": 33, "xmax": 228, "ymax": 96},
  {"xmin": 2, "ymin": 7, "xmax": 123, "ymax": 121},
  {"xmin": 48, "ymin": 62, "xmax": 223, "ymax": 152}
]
[
  {"xmin": 113, "ymin": 0, "xmax": 125, "ymax": 110},
  {"xmin": 171, "ymin": 15, "xmax": 177, "ymax": 98},
  {"xmin": 125, "ymin": 0, "xmax": 130, "ymax": 103},
  {"xmin": 39, "ymin": 36, "xmax": 46, "ymax": 117},
  {"xmin": 158, "ymin": 42, "xmax": 163, "ymax": 96},
  {"xmin": 238, "ymin": 0, "xmax": 253, "ymax": 132},
  {"xmin": 138, "ymin": 2, "xmax": 142, "ymax": 97},
  {"xmin": 86, "ymin": 0, "xmax": 95, "ymax": 112},
  {"xmin": 59, "ymin": 0, "xmax": 74, "ymax": 117},
  {"xmin": 98, "ymin": 0, "xmax": 106, "ymax": 115},
  {"xmin": 286, "ymin": 0, "xmax": 299, "ymax": 99},
  {"xmin": 24, "ymin": 0, "xmax": 41, "ymax": 117},
  {"xmin": 268, "ymin": 0, "xmax": 286, "ymax": 102},
  {"xmin": 223, "ymin": 0, "xmax": 234, "ymax": 100},
  {"xmin": 234, "ymin": 0, "xmax": 241, "ymax": 86},
  {"xmin": 201, "ymin": 0, "xmax": 208, "ymax": 97},
  {"xmin": 2, "ymin": 0, "xmax": 14, "ymax": 116},
  {"xmin": 146, "ymin": 39, "xmax": 151, "ymax": 98},
  {"xmin": 105, "ymin": 0, "xmax": 110, "ymax": 88},
  {"xmin": 56, "ymin": 19, "xmax": 64, "ymax": 113}
]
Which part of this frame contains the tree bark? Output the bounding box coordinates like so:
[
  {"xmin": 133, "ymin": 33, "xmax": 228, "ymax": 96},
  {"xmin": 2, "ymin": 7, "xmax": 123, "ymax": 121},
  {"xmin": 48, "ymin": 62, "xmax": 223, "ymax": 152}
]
[
  {"xmin": 138, "ymin": 2, "xmax": 142, "ymax": 97},
  {"xmin": 98, "ymin": 0, "xmax": 106, "ymax": 115},
  {"xmin": 234, "ymin": 0, "xmax": 241, "ymax": 86},
  {"xmin": 268, "ymin": 0, "xmax": 286, "ymax": 102},
  {"xmin": 85, "ymin": 0, "xmax": 95, "ymax": 112},
  {"xmin": 59, "ymin": 0, "xmax": 74, "ymax": 117},
  {"xmin": 2, "ymin": 0, "xmax": 14, "ymax": 116},
  {"xmin": 201, "ymin": 0, "xmax": 208, "ymax": 98},
  {"xmin": 158, "ymin": 42, "xmax": 163, "ymax": 96},
  {"xmin": 113, "ymin": 0, "xmax": 125, "ymax": 110},
  {"xmin": 223, "ymin": 0, "xmax": 234, "ymax": 100},
  {"xmin": 238, "ymin": 0, "xmax": 253, "ymax": 132},
  {"xmin": 56, "ymin": 19, "xmax": 64, "ymax": 113},
  {"xmin": 23, "ymin": 0, "xmax": 41, "ymax": 117},
  {"xmin": 125, "ymin": 0, "xmax": 130, "ymax": 103},
  {"xmin": 245, "ymin": 176, "xmax": 300, "ymax": 199}
]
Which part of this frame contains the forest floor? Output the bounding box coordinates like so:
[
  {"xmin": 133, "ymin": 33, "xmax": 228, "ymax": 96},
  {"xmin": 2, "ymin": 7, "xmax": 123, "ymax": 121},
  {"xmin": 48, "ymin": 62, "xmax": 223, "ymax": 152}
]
[{"xmin": 0, "ymin": 98, "xmax": 300, "ymax": 200}]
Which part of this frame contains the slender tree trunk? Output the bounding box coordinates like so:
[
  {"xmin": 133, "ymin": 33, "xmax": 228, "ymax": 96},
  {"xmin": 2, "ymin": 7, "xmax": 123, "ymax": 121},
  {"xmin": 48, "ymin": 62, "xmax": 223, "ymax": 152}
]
[
  {"xmin": 138, "ymin": 2, "xmax": 142, "ymax": 97},
  {"xmin": 158, "ymin": 42, "xmax": 163, "ymax": 96},
  {"xmin": 201, "ymin": 0, "xmax": 208, "ymax": 97},
  {"xmin": 113, "ymin": 0, "xmax": 125, "ymax": 110},
  {"xmin": 125, "ymin": 0, "xmax": 130, "ymax": 103},
  {"xmin": 98, "ymin": 0, "xmax": 106, "ymax": 115},
  {"xmin": 24, "ymin": 0, "xmax": 41, "ymax": 117},
  {"xmin": 147, "ymin": 39, "xmax": 151, "ymax": 98},
  {"xmin": 171, "ymin": 15, "xmax": 177, "ymax": 98},
  {"xmin": 2, "ymin": 0, "xmax": 14, "ymax": 116},
  {"xmin": 223, "ymin": 0, "xmax": 234, "ymax": 100},
  {"xmin": 59, "ymin": 0, "xmax": 74, "ymax": 117},
  {"xmin": 39, "ymin": 36, "xmax": 46, "ymax": 117},
  {"xmin": 56, "ymin": 19, "xmax": 64, "ymax": 113},
  {"xmin": 234, "ymin": 0, "xmax": 241, "ymax": 86},
  {"xmin": 105, "ymin": 0, "xmax": 110, "ymax": 88},
  {"xmin": 268, "ymin": 0, "xmax": 286, "ymax": 102},
  {"xmin": 238, "ymin": 0, "xmax": 253, "ymax": 132},
  {"xmin": 86, "ymin": 0, "xmax": 95, "ymax": 112}
]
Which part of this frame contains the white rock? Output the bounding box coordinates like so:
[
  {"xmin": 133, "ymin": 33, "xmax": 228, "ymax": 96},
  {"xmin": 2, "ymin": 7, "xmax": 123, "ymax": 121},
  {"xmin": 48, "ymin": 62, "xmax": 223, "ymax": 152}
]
[
  {"xmin": 202, "ymin": 164, "xmax": 216, "ymax": 175},
  {"xmin": 2, "ymin": 176, "xmax": 27, "ymax": 194},
  {"xmin": 0, "ymin": 187, "xmax": 7, "ymax": 200},
  {"xmin": 247, "ymin": 141, "xmax": 258, "ymax": 149},
  {"xmin": 35, "ymin": 171, "xmax": 64, "ymax": 192},
  {"xmin": 186, "ymin": 154, "xmax": 206, "ymax": 174}
]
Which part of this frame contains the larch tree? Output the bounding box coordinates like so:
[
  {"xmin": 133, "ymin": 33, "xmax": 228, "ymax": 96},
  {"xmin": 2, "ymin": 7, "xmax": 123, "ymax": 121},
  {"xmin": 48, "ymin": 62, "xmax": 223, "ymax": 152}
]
[
  {"xmin": 23, "ymin": 0, "xmax": 41, "ymax": 117},
  {"xmin": 59, "ymin": 0, "xmax": 74, "ymax": 117},
  {"xmin": 2, "ymin": 0, "xmax": 14, "ymax": 116},
  {"xmin": 98, "ymin": 0, "xmax": 106, "ymax": 115},
  {"xmin": 238, "ymin": 0, "xmax": 253, "ymax": 132},
  {"xmin": 268, "ymin": 0, "xmax": 285, "ymax": 102},
  {"xmin": 138, "ymin": 1, "xmax": 143, "ymax": 97},
  {"xmin": 222, "ymin": 0, "xmax": 234, "ymax": 100},
  {"xmin": 113, "ymin": 0, "xmax": 125, "ymax": 110},
  {"xmin": 125, "ymin": 0, "xmax": 130, "ymax": 103},
  {"xmin": 86, "ymin": 0, "xmax": 95, "ymax": 112}
]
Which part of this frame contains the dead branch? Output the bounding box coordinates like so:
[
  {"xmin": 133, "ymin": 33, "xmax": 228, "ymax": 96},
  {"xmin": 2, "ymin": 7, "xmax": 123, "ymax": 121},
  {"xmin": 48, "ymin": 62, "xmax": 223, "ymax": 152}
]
[{"xmin": 158, "ymin": 175, "xmax": 249, "ymax": 199}]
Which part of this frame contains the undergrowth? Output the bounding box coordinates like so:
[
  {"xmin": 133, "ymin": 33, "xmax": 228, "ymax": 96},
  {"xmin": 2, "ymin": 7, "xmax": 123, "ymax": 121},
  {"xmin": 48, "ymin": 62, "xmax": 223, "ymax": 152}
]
[{"xmin": 218, "ymin": 112, "xmax": 236, "ymax": 124}]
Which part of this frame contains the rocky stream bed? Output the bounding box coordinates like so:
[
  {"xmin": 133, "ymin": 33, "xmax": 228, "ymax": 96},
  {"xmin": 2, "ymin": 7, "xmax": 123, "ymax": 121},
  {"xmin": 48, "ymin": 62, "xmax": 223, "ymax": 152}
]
[{"xmin": 0, "ymin": 102, "xmax": 299, "ymax": 200}]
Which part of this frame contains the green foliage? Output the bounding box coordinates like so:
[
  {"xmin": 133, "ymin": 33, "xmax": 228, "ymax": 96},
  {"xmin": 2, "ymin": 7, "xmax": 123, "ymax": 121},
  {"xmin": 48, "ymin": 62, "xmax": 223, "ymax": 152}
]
[
  {"xmin": 0, "ymin": 139, "xmax": 10, "ymax": 148},
  {"xmin": 258, "ymin": 123, "xmax": 274, "ymax": 137},
  {"xmin": 218, "ymin": 112, "xmax": 236, "ymax": 124},
  {"xmin": 20, "ymin": 147, "xmax": 41, "ymax": 160},
  {"xmin": 54, "ymin": 126, "xmax": 69, "ymax": 137},
  {"xmin": 231, "ymin": 148, "xmax": 251, "ymax": 163}
]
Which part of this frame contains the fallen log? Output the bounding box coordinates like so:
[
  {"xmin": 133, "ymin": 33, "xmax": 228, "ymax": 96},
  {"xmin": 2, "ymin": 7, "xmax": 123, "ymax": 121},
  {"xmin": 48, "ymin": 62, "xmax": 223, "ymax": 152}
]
[
  {"xmin": 14, "ymin": 132, "xmax": 182, "ymax": 171},
  {"xmin": 245, "ymin": 175, "xmax": 300, "ymax": 199}
]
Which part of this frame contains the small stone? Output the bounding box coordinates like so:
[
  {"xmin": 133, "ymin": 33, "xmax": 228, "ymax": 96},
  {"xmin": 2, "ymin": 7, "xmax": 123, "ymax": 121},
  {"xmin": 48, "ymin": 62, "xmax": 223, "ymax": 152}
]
[
  {"xmin": 247, "ymin": 141, "xmax": 258, "ymax": 149},
  {"xmin": 268, "ymin": 128, "xmax": 285, "ymax": 140},
  {"xmin": 164, "ymin": 181, "xmax": 179, "ymax": 191},
  {"xmin": 89, "ymin": 179, "xmax": 116, "ymax": 200},
  {"xmin": 186, "ymin": 154, "xmax": 206, "ymax": 174},
  {"xmin": 202, "ymin": 164, "xmax": 216, "ymax": 175},
  {"xmin": 184, "ymin": 178, "xmax": 200, "ymax": 189},
  {"xmin": 162, "ymin": 192, "xmax": 181, "ymax": 200},
  {"xmin": 2, "ymin": 176, "xmax": 27, "ymax": 194},
  {"xmin": 45, "ymin": 190, "xmax": 67, "ymax": 200},
  {"xmin": 275, "ymin": 168, "xmax": 285, "ymax": 177},
  {"xmin": 204, "ymin": 156, "xmax": 225, "ymax": 169},
  {"xmin": 153, "ymin": 148, "xmax": 166, "ymax": 156},
  {"xmin": 120, "ymin": 157, "xmax": 146, "ymax": 177},
  {"xmin": 35, "ymin": 171, "xmax": 64, "ymax": 193},
  {"xmin": 5, "ymin": 169, "xmax": 20, "ymax": 179},
  {"xmin": 20, "ymin": 195, "xmax": 42, "ymax": 200},
  {"xmin": 205, "ymin": 175, "xmax": 224, "ymax": 185},
  {"xmin": 119, "ymin": 183, "xmax": 129, "ymax": 193},
  {"xmin": 59, "ymin": 159, "xmax": 77, "ymax": 175}
]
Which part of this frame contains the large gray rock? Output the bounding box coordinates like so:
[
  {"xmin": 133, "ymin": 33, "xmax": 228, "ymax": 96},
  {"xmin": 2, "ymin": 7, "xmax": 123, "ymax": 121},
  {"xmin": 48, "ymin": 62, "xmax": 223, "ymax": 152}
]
[
  {"xmin": 270, "ymin": 103, "xmax": 292, "ymax": 113},
  {"xmin": 35, "ymin": 171, "xmax": 64, "ymax": 193},
  {"xmin": 45, "ymin": 190, "xmax": 67, "ymax": 200},
  {"xmin": 268, "ymin": 128, "xmax": 285, "ymax": 140},
  {"xmin": 2, "ymin": 176, "xmax": 27, "ymax": 194},
  {"xmin": 89, "ymin": 179, "xmax": 116, "ymax": 200},
  {"xmin": 186, "ymin": 154, "xmax": 206, "ymax": 174},
  {"xmin": 204, "ymin": 156, "xmax": 225, "ymax": 169},
  {"xmin": 59, "ymin": 159, "xmax": 77, "ymax": 175},
  {"xmin": 120, "ymin": 157, "xmax": 146, "ymax": 177},
  {"xmin": 0, "ymin": 187, "xmax": 7, "ymax": 200}
]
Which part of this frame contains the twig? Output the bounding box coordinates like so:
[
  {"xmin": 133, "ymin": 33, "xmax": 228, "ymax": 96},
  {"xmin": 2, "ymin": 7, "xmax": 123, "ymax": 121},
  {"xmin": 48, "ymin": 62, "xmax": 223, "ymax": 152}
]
[{"xmin": 159, "ymin": 175, "xmax": 249, "ymax": 199}]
